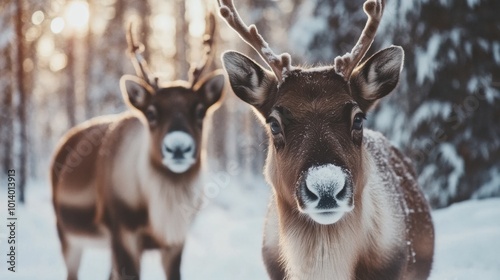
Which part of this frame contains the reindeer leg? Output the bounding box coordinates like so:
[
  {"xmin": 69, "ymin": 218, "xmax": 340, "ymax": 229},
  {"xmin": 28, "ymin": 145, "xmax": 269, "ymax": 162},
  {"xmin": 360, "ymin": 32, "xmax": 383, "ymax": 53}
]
[
  {"xmin": 161, "ymin": 245, "xmax": 184, "ymax": 280},
  {"xmin": 63, "ymin": 243, "xmax": 83, "ymax": 280},
  {"xmin": 57, "ymin": 222, "xmax": 83, "ymax": 280},
  {"xmin": 109, "ymin": 228, "xmax": 142, "ymax": 280}
]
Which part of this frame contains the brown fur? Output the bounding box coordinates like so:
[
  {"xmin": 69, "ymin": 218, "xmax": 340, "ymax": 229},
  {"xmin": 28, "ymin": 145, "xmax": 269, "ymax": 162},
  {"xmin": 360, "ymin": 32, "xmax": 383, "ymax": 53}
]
[{"xmin": 51, "ymin": 72, "xmax": 224, "ymax": 280}]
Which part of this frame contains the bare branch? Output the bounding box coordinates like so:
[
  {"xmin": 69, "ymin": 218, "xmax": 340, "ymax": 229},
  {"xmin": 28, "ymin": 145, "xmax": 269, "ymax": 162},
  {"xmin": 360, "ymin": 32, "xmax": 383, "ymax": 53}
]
[
  {"xmin": 334, "ymin": 0, "xmax": 385, "ymax": 80},
  {"xmin": 218, "ymin": 0, "xmax": 293, "ymax": 83},
  {"xmin": 126, "ymin": 22, "xmax": 158, "ymax": 89},
  {"xmin": 190, "ymin": 13, "xmax": 216, "ymax": 87}
]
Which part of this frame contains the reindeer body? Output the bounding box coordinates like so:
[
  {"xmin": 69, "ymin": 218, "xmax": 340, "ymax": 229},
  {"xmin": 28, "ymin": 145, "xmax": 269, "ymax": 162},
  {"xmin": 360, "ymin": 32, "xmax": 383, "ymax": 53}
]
[
  {"xmin": 52, "ymin": 16, "xmax": 224, "ymax": 280},
  {"xmin": 263, "ymin": 129, "xmax": 434, "ymax": 280},
  {"xmin": 52, "ymin": 79, "xmax": 224, "ymax": 279},
  {"xmin": 52, "ymin": 112, "xmax": 201, "ymax": 279},
  {"xmin": 218, "ymin": 0, "xmax": 434, "ymax": 279}
]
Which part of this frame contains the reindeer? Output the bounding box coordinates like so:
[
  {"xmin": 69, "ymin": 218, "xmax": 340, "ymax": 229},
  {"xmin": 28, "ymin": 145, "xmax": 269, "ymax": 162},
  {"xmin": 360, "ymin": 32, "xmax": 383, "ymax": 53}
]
[
  {"xmin": 218, "ymin": 0, "xmax": 434, "ymax": 279},
  {"xmin": 51, "ymin": 15, "xmax": 224, "ymax": 280}
]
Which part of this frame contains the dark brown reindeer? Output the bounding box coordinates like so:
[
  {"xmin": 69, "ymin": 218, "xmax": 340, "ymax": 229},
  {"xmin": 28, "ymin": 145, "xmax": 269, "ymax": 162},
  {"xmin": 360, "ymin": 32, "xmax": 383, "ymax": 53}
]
[
  {"xmin": 51, "ymin": 16, "xmax": 224, "ymax": 280},
  {"xmin": 218, "ymin": 0, "xmax": 434, "ymax": 279}
]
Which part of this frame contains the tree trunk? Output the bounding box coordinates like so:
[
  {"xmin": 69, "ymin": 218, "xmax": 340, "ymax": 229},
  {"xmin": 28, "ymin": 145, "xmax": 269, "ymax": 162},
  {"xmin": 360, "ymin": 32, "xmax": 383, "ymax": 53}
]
[
  {"xmin": 84, "ymin": 0, "xmax": 94, "ymax": 120},
  {"xmin": 65, "ymin": 35, "xmax": 76, "ymax": 127},
  {"xmin": 87, "ymin": 0, "xmax": 128, "ymax": 115},
  {"xmin": 174, "ymin": 0, "xmax": 189, "ymax": 80},
  {"xmin": 1, "ymin": 42, "xmax": 13, "ymax": 174},
  {"xmin": 14, "ymin": 0, "xmax": 27, "ymax": 203},
  {"xmin": 0, "ymin": 1, "xmax": 14, "ymax": 175},
  {"xmin": 136, "ymin": 0, "xmax": 151, "ymax": 61}
]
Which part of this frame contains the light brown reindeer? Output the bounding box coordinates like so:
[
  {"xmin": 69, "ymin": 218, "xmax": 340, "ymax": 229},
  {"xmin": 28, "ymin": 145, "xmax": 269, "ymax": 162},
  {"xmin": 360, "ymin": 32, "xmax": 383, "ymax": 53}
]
[
  {"xmin": 51, "ymin": 15, "xmax": 224, "ymax": 280},
  {"xmin": 218, "ymin": 0, "xmax": 434, "ymax": 279}
]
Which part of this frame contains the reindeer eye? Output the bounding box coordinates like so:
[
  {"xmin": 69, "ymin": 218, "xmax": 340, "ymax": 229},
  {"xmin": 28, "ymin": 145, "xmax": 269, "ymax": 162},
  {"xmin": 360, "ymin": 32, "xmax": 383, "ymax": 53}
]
[
  {"xmin": 195, "ymin": 104, "xmax": 205, "ymax": 119},
  {"xmin": 145, "ymin": 107, "xmax": 157, "ymax": 122},
  {"xmin": 267, "ymin": 118, "xmax": 282, "ymax": 135},
  {"xmin": 352, "ymin": 113, "xmax": 365, "ymax": 130}
]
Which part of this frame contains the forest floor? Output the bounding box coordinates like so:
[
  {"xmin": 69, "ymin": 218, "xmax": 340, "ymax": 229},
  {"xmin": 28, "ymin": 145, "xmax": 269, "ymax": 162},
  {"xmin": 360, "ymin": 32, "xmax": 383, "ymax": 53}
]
[{"xmin": 0, "ymin": 180, "xmax": 499, "ymax": 280}]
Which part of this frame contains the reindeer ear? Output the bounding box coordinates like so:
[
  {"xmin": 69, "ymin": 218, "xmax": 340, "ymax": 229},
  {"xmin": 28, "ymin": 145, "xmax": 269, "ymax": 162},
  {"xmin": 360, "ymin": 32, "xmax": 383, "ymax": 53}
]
[
  {"xmin": 350, "ymin": 46, "xmax": 404, "ymax": 112},
  {"xmin": 222, "ymin": 51, "xmax": 277, "ymax": 107},
  {"xmin": 120, "ymin": 75, "xmax": 154, "ymax": 111},
  {"xmin": 195, "ymin": 70, "xmax": 225, "ymax": 108}
]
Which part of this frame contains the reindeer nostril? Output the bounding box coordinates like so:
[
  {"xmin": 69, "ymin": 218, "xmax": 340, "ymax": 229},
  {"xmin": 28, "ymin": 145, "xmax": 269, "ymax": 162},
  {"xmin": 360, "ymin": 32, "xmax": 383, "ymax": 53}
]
[
  {"xmin": 317, "ymin": 195, "xmax": 337, "ymax": 209},
  {"xmin": 173, "ymin": 148, "xmax": 184, "ymax": 159},
  {"xmin": 336, "ymin": 184, "xmax": 347, "ymax": 200},
  {"xmin": 303, "ymin": 181, "xmax": 319, "ymax": 201},
  {"xmin": 165, "ymin": 146, "xmax": 173, "ymax": 153},
  {"xmin": 184, "ymin": 146, "xmax": 192, "ymax": 153}
]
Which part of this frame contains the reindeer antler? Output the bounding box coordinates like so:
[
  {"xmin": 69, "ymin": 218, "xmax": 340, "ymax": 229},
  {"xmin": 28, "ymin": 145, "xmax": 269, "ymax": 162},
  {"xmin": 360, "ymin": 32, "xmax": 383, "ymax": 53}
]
[
  {"xmin": 126, "ymin": 22, "xmax": 159, "ymax": 90},
  {"xmin": 190, "ymin": 13, "xmax": 216, "ymax": 87},
  {"xmin": 218, "ymin": 0, "xmax": 293, "ymax": 83},
  {"xmin": 334, "ymin": 0, "xmax": 385, "ymax": 80}
]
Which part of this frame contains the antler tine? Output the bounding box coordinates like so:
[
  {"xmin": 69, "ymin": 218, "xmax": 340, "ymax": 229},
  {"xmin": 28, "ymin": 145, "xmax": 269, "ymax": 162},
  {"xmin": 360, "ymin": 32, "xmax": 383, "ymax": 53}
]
[
  {"xmin": 334, "ymin": 0, "xmax": 385, "ymax": 80},
  {"xmin": 218, "ymin": 0, "xmax": 292, "ymax": 83},
  {"xmin": 190, "ymin": 12, "xmax": 216, "ymax": 87},
  {"xmin": 126, "ymin": 22, "xmax": 158, "ymax": 89}
]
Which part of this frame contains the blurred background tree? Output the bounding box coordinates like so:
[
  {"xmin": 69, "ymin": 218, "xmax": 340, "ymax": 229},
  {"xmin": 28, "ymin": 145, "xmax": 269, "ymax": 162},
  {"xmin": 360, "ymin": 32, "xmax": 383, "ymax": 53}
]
[{"xmin": 0, "ymin": 0, "xmax": 498, "ymax": 208}]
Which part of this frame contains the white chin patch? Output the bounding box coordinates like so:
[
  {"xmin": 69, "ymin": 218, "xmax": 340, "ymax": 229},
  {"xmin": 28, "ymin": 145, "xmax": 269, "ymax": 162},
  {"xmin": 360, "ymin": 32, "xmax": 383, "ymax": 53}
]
[
  {"xmin": 161, "ymin": 131, "xmax": 196, "ymax": 174},
  {"xmin": 308, "ymin": 211, "xmax": 345, "ymax": 225},
  {"xmin": 163, "ymin": 160, "xmax": 194, "ymax": 173}
]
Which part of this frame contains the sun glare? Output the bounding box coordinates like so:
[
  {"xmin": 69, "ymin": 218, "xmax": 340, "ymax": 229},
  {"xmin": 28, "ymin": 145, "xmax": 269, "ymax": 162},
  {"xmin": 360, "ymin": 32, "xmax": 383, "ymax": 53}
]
[
  {"xmin": 50, "ymin": 53, "xmax": 68, "ymax": 72},
  {"xmin": 64, "ymin": 1, "xmax": 89, "ymax": 33},
  {"xmin": 188, "ymin": 0, "xmax": 205, "ymax": 37},
  {"xmin": 50, "ymin": 17, "xmax": 65, "ymax": 34},
  {"xmin": 31, "ymin": 10, "xmax": 45, "ymax": 25}
]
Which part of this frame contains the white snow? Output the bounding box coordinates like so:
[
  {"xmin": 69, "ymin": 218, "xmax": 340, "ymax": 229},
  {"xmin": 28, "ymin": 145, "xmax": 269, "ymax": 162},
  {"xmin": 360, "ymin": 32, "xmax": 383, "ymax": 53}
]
[
  {"xmin": 410, "ymin": 101, "xmax": 452, "ymax": 130},
  {"xmin": 438, "ymin": 0, "xmax": 453, "ymax": 7},
  {"xmin": 493, "ymin": 43, "xmax": 500, "ymax": 64},
  {"xmin": 305, "ymin": 164, "xmax": 345, "ymax": 193},
  {"xmin": 396, "ymin": 0, "xmax": 419, "ymax": 18},
  {"xmin": 429, "ymin": 198, "xmax": 500, "ymax": 280},
  {"xmin": 439, "ymin": 143, "xmax": 465, "ymax": 198},
  {"xmin": 473, "ymin": 167, "xmax": 500, "ymax": 199},
  {"xmin": 416, "ymin": 33, "xmax": 441, "ymax": 85},
  {"xmin": 1, "ymin": 181, "xmax": 499, "ymax": 279},
  {"xmin": 449, "ymin": 29, "xmax": 461, "ymax": 46},
  {"xmin": 478, "ymin": 38, "xmax": 490, "ymax": 52},
  {"xmin": 288, "ymin": 0, "xmax": 329, "ymax": 61},
  {"xmin": 467, "ymin": 0, "xmax": 481, "ymax": 8},
  {"xmin": 467, "ymin": 75, "xmax": 499, "ymax": 104},
  {"xmin": 373, "ymin": 105, "xmax": 410, "ymax": 147}
]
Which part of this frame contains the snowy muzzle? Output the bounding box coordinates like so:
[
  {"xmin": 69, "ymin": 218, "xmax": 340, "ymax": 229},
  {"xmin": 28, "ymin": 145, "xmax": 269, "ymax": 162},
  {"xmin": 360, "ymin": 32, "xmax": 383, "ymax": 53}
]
[
  {"xmin": 296, "ymin": 164, "xmax": 354, "ymax": 225},
  {"xmin": 161, "ymin": 131, "xmax": 196, "ymax": 173}
]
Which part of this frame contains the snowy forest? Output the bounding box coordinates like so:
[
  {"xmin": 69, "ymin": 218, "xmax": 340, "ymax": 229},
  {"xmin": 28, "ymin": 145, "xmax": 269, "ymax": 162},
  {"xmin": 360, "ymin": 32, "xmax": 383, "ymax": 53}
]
[{"xmin": 0, "ymin": 0, "xmax": 499, "ymax": 279}]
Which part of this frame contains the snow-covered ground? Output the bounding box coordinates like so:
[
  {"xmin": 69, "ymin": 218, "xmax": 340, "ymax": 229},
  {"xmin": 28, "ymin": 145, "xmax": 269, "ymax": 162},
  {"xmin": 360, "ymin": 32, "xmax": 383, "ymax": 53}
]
[
  {"xmin": 429, "ymin": 198, "xmax": 500, "ymax": 280},
  {"xmin": 0, "ymin": 181, "xmax": 499, "ymax": 280}
]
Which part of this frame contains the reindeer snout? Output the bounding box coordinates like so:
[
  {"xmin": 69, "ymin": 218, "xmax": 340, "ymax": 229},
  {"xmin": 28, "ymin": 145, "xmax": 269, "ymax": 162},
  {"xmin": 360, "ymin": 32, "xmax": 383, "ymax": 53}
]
[
  {"xmin": 300, "ymin": 166, "xmax": 347, "ymax": 206},
  {"xmin": 163, "ymin": 131, "xmax": 195, "ymax": 156},
  {"xmin": 316, "ymin": 194, "xmax": 338, "ymax": 210},
  {"xmin": 161, "ymin": 131, "xmax": 196, "ymax": 173},
  {"xmin": 167, "ymin": 145, "xmax": 193, "ymax": 160},
  {"xmin": 297, "ymin": 164, "xmax": 354, "ymax": 225}
]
